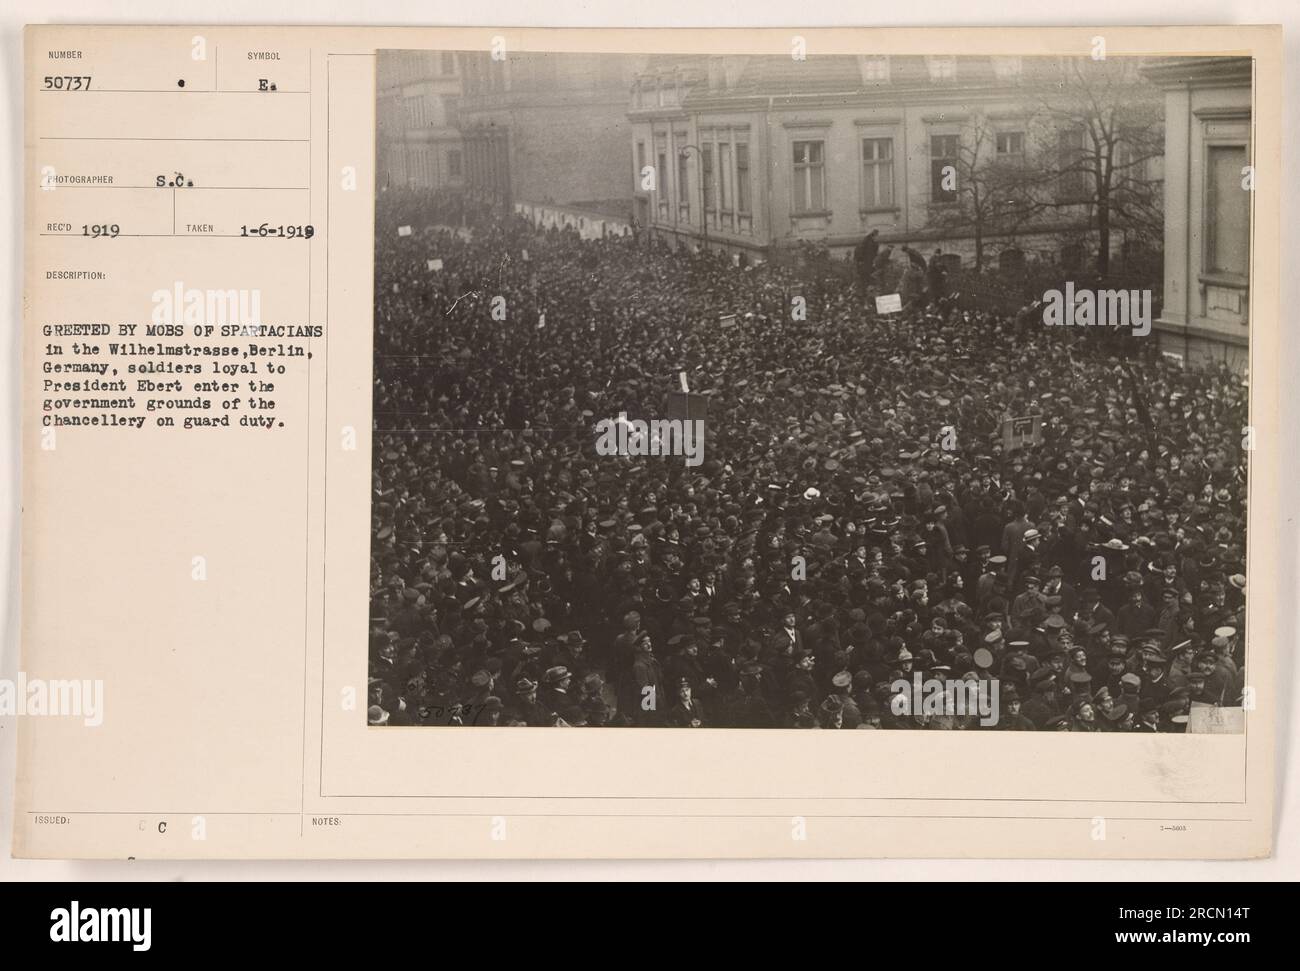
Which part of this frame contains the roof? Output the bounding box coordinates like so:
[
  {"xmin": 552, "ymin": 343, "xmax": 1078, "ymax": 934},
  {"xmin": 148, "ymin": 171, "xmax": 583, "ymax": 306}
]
[
  {"xmin": 633, "ymin": 55, "xmax": 1068, "ymax": 109},
  {"xmin": 1140, "ymin": 56, "xmax": 1252, "ymax": 88}
]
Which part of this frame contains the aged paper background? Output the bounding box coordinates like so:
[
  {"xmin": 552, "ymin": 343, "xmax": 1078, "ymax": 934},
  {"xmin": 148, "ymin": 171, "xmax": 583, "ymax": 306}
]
[{"xmin": 7, "ymin": 15, "xmax": 1287, "ymax": 864}]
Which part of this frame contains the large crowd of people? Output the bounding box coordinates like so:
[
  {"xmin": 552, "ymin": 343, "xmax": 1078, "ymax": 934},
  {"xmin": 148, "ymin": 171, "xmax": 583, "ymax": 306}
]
[{"xmin": 367, "ymin": 188, "xmax": 1248, "ymax": 732}]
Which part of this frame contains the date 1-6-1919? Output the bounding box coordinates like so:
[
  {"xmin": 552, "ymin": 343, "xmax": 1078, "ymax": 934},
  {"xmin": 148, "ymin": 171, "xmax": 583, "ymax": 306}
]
[{"xmin": 241, "ymin": 224, "xmax": 315, "ymax": 238}]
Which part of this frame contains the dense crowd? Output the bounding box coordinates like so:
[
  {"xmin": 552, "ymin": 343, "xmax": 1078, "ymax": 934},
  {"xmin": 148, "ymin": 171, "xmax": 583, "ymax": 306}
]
[{"xmin": 368, "ymin": 188, "xmax": 1248, "ymax": 732}]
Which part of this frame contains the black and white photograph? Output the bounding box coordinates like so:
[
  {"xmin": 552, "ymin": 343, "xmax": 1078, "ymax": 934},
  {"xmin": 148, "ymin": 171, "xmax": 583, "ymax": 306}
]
[{"xmin": 367, "ymin": 50, "xmax": 1251, "ymax": 734}]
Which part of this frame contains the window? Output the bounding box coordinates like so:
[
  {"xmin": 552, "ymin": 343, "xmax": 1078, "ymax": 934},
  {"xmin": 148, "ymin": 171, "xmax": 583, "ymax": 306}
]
[
  {"xmin": 861, "ymin": 137, "xmax": 894, "ymax": 208},
  {"xmin": 930, "ymin": 133, "xmax": 959, "ymax": 203},
  {"xmin": 719, "ymin": 142, "xmax": 733, "ymax": 211},
  {"xmin": 677, "ymin": 149, "xmax": 690, "ymax": 215},
  {"xmin": 708, "ymin": 57, "xmax": 725, "ymax": 90},
  {"xmin": 447, "ymin": 150, "xmax": 462, "ymax": 178},
  {"xmin": 1206, "ymin": 145, "xmax": 1249, "ymax": 278},
  {"xmin": 636, "ymin": 142, "xmax": 647, "ymax": 185},
  {"xmin": 991, "ymin": 56, "xmax": 1022, "ymax": 79},
  {"xmin": 993, "ymin": 132, "xmax": 1025, "ymax": 209},
  {"xmin": 657, "ymin": 150, "xmax": 669, "ymax": 217},
  {"xmin": 736, "ymin": 142, "xmax": 751, "ymax": 214},
  {"xmin": 702, "ymin": 145, "xmax": 715, "ymax": 209},
  {"xmin": 1116, "ymin": 127, "xmax": 1151, "ymax": 183},
  {"xmin": 793, "ymin": 140, "xmax": 826, "ymax": 212},
  {"xmin": 858, "ymin": 56, "xmax": 890, "ymax": 82},
  {"xmin": 926, "ymin": 56, "xmax": 956, "ymax": 81},
  {"xmin": 1056, "ymin": 128, "xmax": 1087, "ymax": 201},
  {"xmin": 996, "ymin": 131, "xmax": 1024, "ymax": 159}
]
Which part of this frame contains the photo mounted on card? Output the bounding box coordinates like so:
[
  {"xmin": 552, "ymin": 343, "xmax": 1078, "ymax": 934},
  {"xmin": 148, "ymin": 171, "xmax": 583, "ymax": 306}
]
[{"xmin": 18, "ymin": 24, "xmax": 1279, "ymax": 860}]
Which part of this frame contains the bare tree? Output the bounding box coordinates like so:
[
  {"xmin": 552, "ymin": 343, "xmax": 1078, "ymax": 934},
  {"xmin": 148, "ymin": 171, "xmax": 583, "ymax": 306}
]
[
  {"xmin": 926, "ymin": 115, "xmax": 1035, "ymax": 273},
  {"xmin": 1017, "ymin": 57, "xmax": 1164, "ymax": 277}
]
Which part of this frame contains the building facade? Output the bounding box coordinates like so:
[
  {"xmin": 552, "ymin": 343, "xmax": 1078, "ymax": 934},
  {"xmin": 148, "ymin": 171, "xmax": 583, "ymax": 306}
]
[
  {"xmin": 1143, "ymin": 57, "xmax": 1251, "ymax": 372},
  {"xmin": 628, "ymin": 55, "xmax": 1163, "ymax": 271},
  {"xmin": 458, "ymin": 52, "xmax": 638, "ymax": 214},
  {"xmin": 376, "ymin": 51, "xmax": 465, "ymax": 191}
]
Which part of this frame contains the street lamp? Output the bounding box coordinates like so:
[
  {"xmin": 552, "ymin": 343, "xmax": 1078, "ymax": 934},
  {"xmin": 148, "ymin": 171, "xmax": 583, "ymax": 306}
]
[{"xmin": 678, "ymin": 144, "xmax": 708, "ymax": 251}]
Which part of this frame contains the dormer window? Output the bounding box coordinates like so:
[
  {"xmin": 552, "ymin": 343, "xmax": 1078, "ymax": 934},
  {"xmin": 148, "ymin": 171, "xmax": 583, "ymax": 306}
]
[
  {"xmin": 858, "ymin": 55, "xmax": 890, "ymax": 83},
  {"xmin": 992, "ymin": 56, "xmax": 1023, "ymax": 79},
  {"xmin": 926, "ymin": 55, "xmax": 956, "ymax": 81}
]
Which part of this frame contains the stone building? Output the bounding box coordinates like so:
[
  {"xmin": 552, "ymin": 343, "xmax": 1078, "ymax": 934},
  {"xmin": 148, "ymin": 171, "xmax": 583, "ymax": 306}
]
[
  {"xmin": 628, "ymin": 55, "xmax": 1164, "ymax": 273},
  {"xmin": 1142, "ymin": 57, "xmax": 1252, "ymax": 372},
  {"xmin": 376, "ymin": 51, "xmax": 465, "ymax": 191},
  {"xmin": 457, "ymin": 51, "xmax": 638, "ymax": 216}
]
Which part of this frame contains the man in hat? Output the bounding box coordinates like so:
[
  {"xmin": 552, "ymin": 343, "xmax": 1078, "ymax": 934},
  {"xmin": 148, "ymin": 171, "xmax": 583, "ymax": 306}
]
[
  {"xmin": 722, "ymin": 662, "xmax": 775, "ymax": 728},
  {"xmin": 551, "ymin": 632, "xmax": 591, "ymax": 684},
  {"xmin": 628, "ymin": 635, "xmax": 664, "ymax": 726},
  {"xmin": 784, "ymin": 690, "xmax": 820, "ymax": 729},
  {"xmin": 784, "ymin": 650, "xmax": 819, "ymax": 708},
  {"xmin": 996, "ymin": 686, "xmax": 1036, "ymax": 731},
  {"xmin": 976, "ymin": 556, "xmax": 1007, "ymax": 615},
  {"xmin": 1001, "ymin": 501, "xmax": 1033, "ymax": 579},
  {"xmin": 1022, "ymin": 669, "xmax": 1061, "ymax": 729},
  {"xmin": 513, "ymin": 677, "xmax": 554, "ymax": 728},
  {"xmin": 1100, "ymin": 702, "xmax": 1133, "ymax": 732},
  {"xmin": 540, "ymin": 665, "xmax": 575, "ymax": 714},
  {"xmin": 828, "ymin": 670, "xmax": 862, "ymax": 728},
  {"xmin": 1072, "ymin": 587, "xmax": 1115, "ymax": 639},
  {"xmin": 768, "ymin": 610, "xmax": 806, "ymax": 658},
  {"xmin": 854, "ymin": 229, "xmax": 880, "ymax": 290},
  {"xmin": 611, "ymin": 609, "xmax": 644, "ymax": 686},
  {"xmin": 664, "ymin": 677, "xmax": 708, "ymax": 727},
  {"xmin": 1011, "ymin": 575, "xmax": 1048, "ymax": 630},
  {"xmin": 472, "ymin": 696, "xmax": 505, "ymax": 727},
  {"xmin": 1139, "ymin": 648, "xmax": 1172, "ymax": 706},
  {"xmin": 818, "ymin": 694, "xmax": 846, "ymax": 729},
  {"xmin": 1042, "ymin": 565, "xmax": 1077, "ymax": 619},
  {"xmin": 1117, "ymin": 586, "xmax": 1157, "ymax": 640},
  {"xmin": 1069, "ymin": 695, "xmax": 1100, "ymax": 732},
  {"xmin": 963, "ymin": 545, "xmax": 992, "ymax": 597}
]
